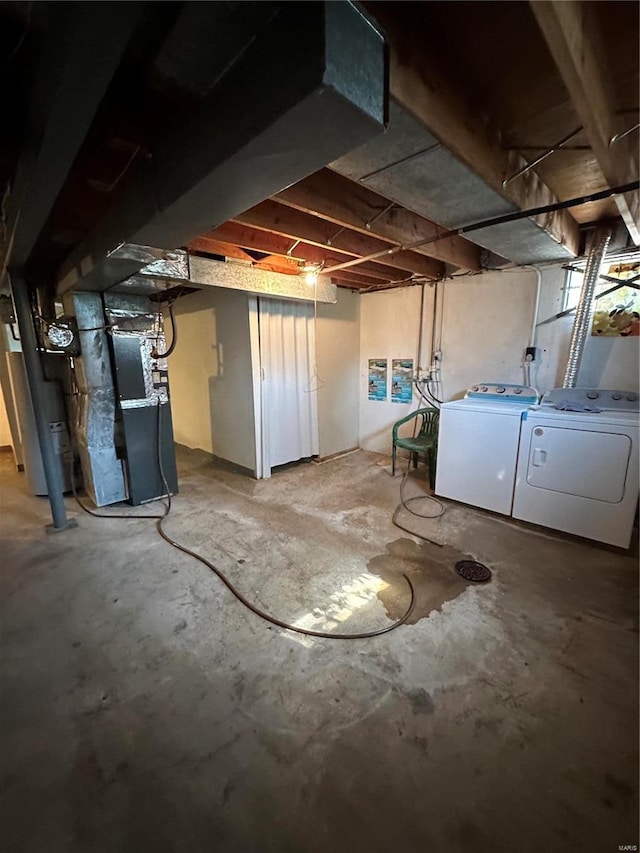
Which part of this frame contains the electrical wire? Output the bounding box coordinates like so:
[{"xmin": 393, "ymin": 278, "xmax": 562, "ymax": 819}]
[
  {"xmin": 69, "ymin": 362, "xmax": 416, "ymax": 639},
  {"xmin": 151, "ymin": 302, "xmax": 177, "ymax": 359},
  {"xmin": 391, "ymin": 391, "xmax": 446, "ymax": 546},
  {"xmin": 426, "ymin": 380, "xmax": 444, "ymax": 406},
  {"xmin": 392, "ymin": 462, "xmax": 445, "ymax": 546},
  {"xmin": 414, "ymin": 378, "xmax": 441, "ymax": 409},
  {"xmin": 152, "ymin": 402, "xmax": 416, "ymax": 639}
]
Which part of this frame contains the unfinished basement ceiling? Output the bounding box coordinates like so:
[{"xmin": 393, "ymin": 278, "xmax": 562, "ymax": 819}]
[
  {"xmin": 188, "ymin": 1, "xmax": 638, "ymax": 291},
  {"xmin": 0, "ymin": 1, "xmax": 638, "ymax": 298}
]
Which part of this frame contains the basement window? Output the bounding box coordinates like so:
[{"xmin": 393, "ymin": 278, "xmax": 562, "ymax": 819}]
[
  {"xmin": 563, "ymin": 251, "xmax": 640, "ymax": 312},
  {"xmin": 563, "ymin": 267, "xmax": 585, "ymax": 311}
]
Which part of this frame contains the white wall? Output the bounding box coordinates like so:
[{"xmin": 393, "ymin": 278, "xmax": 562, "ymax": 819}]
[
  {"xmin": 358, "ymin": 264, "xmax": 639, "ymax": 457},
  {"xmin": 316, "ymin": 289, "xmax": 360, "ymax": 458},
  {"xmin": 439, "ymin": 269, "xmax": 537, "ymax": 399},
  {"xmin": 0, "ymin": 384, "xmax": 11, "ymax": 447},
  {"xmin": 359, "ymin": 286, "xmax": 427, "ymax": 454},
  {"xmin": 169, "ymin": 288, "xmax": 257, "ymax": 472}
]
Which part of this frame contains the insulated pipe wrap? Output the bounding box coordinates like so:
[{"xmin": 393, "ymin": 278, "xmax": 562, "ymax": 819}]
[{"xmin": 562, "ymin": 230, "xmax": 612, "ymax": 389}]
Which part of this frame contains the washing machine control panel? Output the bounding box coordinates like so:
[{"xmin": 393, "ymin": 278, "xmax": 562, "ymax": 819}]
[
  {"xmin": 465, "ymin": 383, "xmax": 538, "ymax": 403},
  {"xmin": 542, "ymin": 388, "xmax": 640, "ymax": 413}
]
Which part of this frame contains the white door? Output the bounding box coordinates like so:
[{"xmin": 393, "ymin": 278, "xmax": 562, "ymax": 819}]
[{"xmin": 251, "ymin": 298, "xmax": 319, "ymax": 478}]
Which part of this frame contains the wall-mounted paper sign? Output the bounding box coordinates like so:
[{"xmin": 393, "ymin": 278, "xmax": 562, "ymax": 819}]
[
  {"xmin": 391, "ymin": 359, "xmax": 413, "ymax": 403},
  {"xmin": 368, "ymin": 358, "xmax": 387, "ymax": 401}
]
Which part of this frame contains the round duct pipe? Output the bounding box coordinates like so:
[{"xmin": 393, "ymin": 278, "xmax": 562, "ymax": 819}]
[{"xmin": 562, "ymin": 229, "xmax": 612, "ymax": 389}]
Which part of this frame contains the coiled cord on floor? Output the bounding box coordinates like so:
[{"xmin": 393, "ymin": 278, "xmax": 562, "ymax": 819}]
[
  {"xmin": 71, "ymin": 397, "xmax": 416, "ymax": 640},
  {"xmin": 392, "ymin": 459, "xmax": 446, "ymax": 547},
  {"xmin": 151, "ymin": 403, "xmax": 416, "ymax": 639}
]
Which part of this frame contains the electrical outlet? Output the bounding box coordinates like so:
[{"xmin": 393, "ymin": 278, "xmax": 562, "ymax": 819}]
[{"xmin": 525, "ymin": 346, "xmax": 540, "ymax": 363}]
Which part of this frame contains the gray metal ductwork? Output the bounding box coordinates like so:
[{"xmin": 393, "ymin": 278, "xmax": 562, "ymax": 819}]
[
  {"xmin": 57, "ymin": 1, "xmax": 387, "ymax": 297},
  {"xmin": 63, "ymin": 292, "xmax": 127, "ymax": 507},
  {"xmin": 330, "ymin": 98, "xmax": 580, "ymax": 266},
  {"xmin": 562, "ymin": 229, "xmax": 612, "ymax": 389},
  {"xmin": 58, "ymin": 246, "xmax": 189, "ymax": 298}
]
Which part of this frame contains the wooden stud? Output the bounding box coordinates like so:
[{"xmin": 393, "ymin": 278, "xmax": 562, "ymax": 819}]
[
  {"xmin": 275, "ymin": 169, "xmax": 480, "ymax": 271},
  {"xmin": 234, "ymin": 200, "xmax": 443, "ymax": 280},
  {"xmin": 531, "ymin": 0, "xmax": 639, "ymax": 243}
]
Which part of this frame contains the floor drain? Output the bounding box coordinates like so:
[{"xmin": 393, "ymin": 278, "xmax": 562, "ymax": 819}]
[{"xmin": 455, "ymin": 560, "xmax": 492, "ymax": 583}]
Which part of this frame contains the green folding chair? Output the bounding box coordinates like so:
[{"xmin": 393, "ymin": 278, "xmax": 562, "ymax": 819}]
[{"xmin": 391, "ymin": 407, "xmax": 440, "ymax": 488}]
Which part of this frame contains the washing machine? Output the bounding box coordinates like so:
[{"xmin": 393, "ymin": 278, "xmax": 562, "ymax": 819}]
[
  {"xmin": 513, "ymin": 388, "xmax": 639, "ymax": 548},
  {"xmin": 435, "ymin": 383, "xmax": 539, "ymax": 515}
]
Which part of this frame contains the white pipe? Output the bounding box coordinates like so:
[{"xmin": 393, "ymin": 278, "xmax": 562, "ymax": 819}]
[{"xmin": 528, "ymin": 266, "xmax": 542, "ymax": 348}]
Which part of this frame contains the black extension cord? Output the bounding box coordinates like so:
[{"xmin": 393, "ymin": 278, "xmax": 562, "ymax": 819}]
[{"xmin": 71, "ymin": 391, "xmax": 416, "ymax": 640}]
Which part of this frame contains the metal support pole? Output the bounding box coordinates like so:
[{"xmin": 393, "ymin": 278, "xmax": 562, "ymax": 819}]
[{"xmin": 9, "ymin": 270, "xmax": 76, "ymax": 532}]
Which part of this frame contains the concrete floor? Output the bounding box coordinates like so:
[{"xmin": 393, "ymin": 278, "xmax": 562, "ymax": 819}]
[{"xmin": 1, "ymin": 446, "xmax": 638, "ymax": 853}]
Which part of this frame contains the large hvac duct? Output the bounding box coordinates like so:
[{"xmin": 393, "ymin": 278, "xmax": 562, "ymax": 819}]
[{"xmin": 562, "ymin": 229, "xmax": 612, "ymax": 389}]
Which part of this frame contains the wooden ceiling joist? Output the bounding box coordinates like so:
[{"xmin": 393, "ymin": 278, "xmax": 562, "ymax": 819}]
[
  {"xmin": 189, "ymin": 236, "xmax": 253, "ymax": 261},
  {"xmin": 234, "ymin": 199, "xmax": 443, "ymax": 280},
  {"xmin": 204, "ymin": 220, "xmax": 406, "ymax": 281},
  {"xmin": 365, "ymin": 2, "xmax": 581, "ymax": 259},
  {"xmin": 275, "ymin": 169, "xmax": 481, "ymax": 272},
  {"xmin": 188, "ymin": 236, "xmax": 300, "ymax": 275},
  {"xmin": 531, "ymin": 0, "xmax": 640, "ymax": 244},
  {"xmin": 189, "ymin": 233, "xmax": 395, "ymax": 288},
  {"xmin": 329, "ymin": 269, "xmax": 388, "ymax": 288}
]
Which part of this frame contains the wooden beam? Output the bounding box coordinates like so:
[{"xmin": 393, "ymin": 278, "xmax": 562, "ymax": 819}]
[
  {"xmin": 234, "ymin": 200, "xmax": 443, "ymax": 280},
  {"xmin": 363, "ymin": 2, "xmax": 581, "ymax": 258},
  {"xmin": 252, "ymin": 254, "xmax": 301, "ymax": 276},
  {"xmin": 328, "ymin": 269, "xmax": 389, "ymax": 287},
  {"xmin": 275, "ymin": 169, "xmax": 481, "ymax": 271},
  {"xmin": 57, "ymin": 2, "xmax": 386, "ymax": 292},
  {"xmin": 189, "ymin": 237, "xmax": 301, "ymax": 275},
  {"xmin": 188, "ymin": 237, "xmax": 253, "ymax": 261},
  {"xmin": 531, "ymin": 0, "xmax": 640, "ymax": 243},
  {"xmin": 4, "ymin": 4, "xmax": 144, "ymax": 272},
  {"xmin": 202, "ymin": 221, "xmax": 401, "ymax": 280}
]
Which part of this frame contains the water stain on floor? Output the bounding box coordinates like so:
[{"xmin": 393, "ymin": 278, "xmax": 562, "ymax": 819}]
[{"xmin": 368, "ymin": 538, "xmax": 485, "ymax": 625}]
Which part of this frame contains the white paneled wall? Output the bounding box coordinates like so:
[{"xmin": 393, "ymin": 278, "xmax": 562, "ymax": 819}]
[{"xmin": 168, "ymin": 286, "xmax": 361, "ymax": 472}]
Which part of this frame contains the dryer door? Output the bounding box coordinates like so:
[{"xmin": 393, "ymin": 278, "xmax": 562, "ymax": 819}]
[{"xmin": 526, "ymin": 426, "xmax": 631, "ymax": 503}]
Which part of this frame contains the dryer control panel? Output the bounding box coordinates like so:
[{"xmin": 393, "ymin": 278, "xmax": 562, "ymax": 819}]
[
  {"xmin": 542, "ymin": 388, "xmax": 640, "ymax": 413},
  {"xmin": 465, "ymin": 383, "xmax": 539, "ymax": 404}
]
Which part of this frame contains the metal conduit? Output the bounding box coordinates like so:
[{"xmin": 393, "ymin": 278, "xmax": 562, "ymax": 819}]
[
  {"xmin": 562, "ymin": 229, "xmax": 612, "ymax": 389},
  {"xmin": 9, "ymin": 270, "xmax": 75, "ymax": 531}
]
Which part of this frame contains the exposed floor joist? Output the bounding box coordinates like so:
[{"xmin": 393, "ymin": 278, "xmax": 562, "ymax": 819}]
[
  {"xmin": 531, "ymin": 0, "xmax": 640, "ymax": 244},
  {"xmin": 56, "ymin": 2, "xmax": 386, "ymax": 295},
  {"xmin": 3, "ymin": 4, "xmax": 144, "ymax": 274},
  {"xmin": 233, "ymin": 199, "xmax": 443, "ymax": 281},
  {"xmin": 188, "ymin": 236, "xmax": 385, "ymax": 289},
  {"xmin": 275, "ymin": 169, "xmax": 481, "ymax": 272},
  {"xmin": 366, "ymin": 2, "xmax": 581, "ymax": 259},
  {"xmin": 197, "ymin": 222, "xmax": 413, "ymax": 281}
]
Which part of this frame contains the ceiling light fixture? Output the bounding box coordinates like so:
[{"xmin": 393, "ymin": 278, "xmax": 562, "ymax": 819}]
[{"xmin": 300, "ymin": 261, "xmax": 323, "ymax": 286}]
